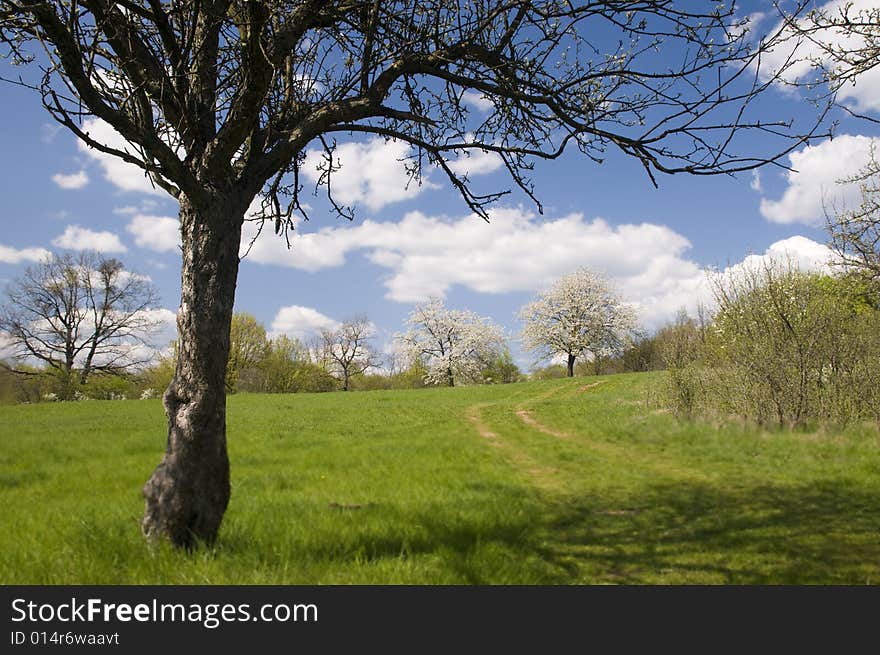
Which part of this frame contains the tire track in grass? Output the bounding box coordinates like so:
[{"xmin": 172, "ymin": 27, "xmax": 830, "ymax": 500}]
[
  {"xmin": 511, "ymin": 383, "xmax": 714, "ymax": 483},
  {"xmin": 465, "ymin": 403, "xmax": 565, "ymax": 494},
  {"xmin": 466, "ymin": 403, "xmax": 499, "ymax": 442},
  {"xmin": 514, "ymin": 409, "xmax": 568, "ymax": 439},
  {"xmin": 465, "ymin": 380, "xmax": 609, "ymax": 494},
  {"xmin": 471, "ymin": 379, "xmax": 719, "ymax": 582}
]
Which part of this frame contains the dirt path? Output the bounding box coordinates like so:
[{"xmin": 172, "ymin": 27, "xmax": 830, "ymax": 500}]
[
  {"xmin": 466, "ymin": 403, "xmax": 498, "ymax": 442},
  {"xmin": 514, "ymin": 409, "xmax": 569, "ymax": 439},
  {"xmin": 467, "ymin": 381, "xmax": 713, "ymax": 485},
  {"xmin": 465, "ymin": 402, "xmax": 565, "ymax": 493}
]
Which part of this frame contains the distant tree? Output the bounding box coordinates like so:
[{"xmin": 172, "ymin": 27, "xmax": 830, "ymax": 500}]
[
  {"xmin": 319, "ymin": 315, "xmax": 378, "ymax": 391},
  {"xmin": 0, "ymin": 0, "xmax": 830, "ymax": 547},
  {"xmin": 656, "ymin": 310, "xmax": 704, "ymax": 371},
  {"xmin": 253, "ymin": 334, "xmax": 309, "ymax": 393},
  {"xmin": 619, "ymin": 333, "xmax": 660, "ymax": 373},
  {"xmin": 482, "ymin": 349, "xmax": 521, "ymax": 384},
  {"xmin": 226, "ymin": 312, "xmax": 269, "ymax": 392},
  {"xmin": 142, "ymin": 346, "xmax": 177, "ymax": 397},
  {"xmin": 398, "ymin": 298, "xmax": 504, "ymax": 387},
  {"xmin": 669, "ymin": 261, "xmax": 880, "ymax": 428},
  {"xmin": 519, "ymin": 269, "xmax": 637, "ymax": 377},
  {"xmin": 0, "ymin": 252, "xmax": 161, "ymax": 394}
]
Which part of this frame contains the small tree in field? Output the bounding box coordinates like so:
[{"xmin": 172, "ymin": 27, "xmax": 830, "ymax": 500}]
[
  {"xmin": 0, "ymin": 251, "xmax": 161, "ymax": 394},
  {"xmin": 0, "ymin": 1, "xmax": 830, "ymax": 547},
  {"xmin": 319, "ymin": 315, "xmax": 378, "ymax": 391},
  {"xmin": 398, "ymin": 298, "xmax": 504, "ymax": 387},
  {"xmin": 519, "ymin": 269, "xmax": 636, "ymax": 377}
]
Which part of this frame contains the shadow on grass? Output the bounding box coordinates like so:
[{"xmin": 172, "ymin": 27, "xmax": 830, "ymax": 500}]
[
  {"xmin": 239, "ymin": 481, "xmax": 880, "ymax": 584},
  {"xmin": 544, "ymin": 479, "xmax": 880, "ymax": 584},
  {"xmin": 214, "ymin": 478, "xmax": 880, "ymax": 584},
  {"xmin": 47, "ymin": 475, "xmax": 880, "ymax": 585}
]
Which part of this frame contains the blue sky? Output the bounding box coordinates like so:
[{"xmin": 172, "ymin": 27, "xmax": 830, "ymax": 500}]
[{"xmin": 1, "ymin": 1, "xmax": 878, "ymax": 370}]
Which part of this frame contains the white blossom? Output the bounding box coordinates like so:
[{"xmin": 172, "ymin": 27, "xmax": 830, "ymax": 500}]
[
  {"xmin": 396, "ymin": 297, "xmax": 506, "ymax": 386},
  {"xmin": 519, "ymin": 268, "xmax": 637, "ymax": 374}
]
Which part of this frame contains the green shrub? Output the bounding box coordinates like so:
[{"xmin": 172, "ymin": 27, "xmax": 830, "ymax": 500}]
[{"xmin": 661, "ymin": 263, "xmax": 880, "ymax": 430}]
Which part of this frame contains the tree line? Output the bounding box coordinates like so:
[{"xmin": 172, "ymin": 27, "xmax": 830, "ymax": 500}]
[{"xmin": 0, "ymin": 251, "xmax": 643, "ymax": 400}]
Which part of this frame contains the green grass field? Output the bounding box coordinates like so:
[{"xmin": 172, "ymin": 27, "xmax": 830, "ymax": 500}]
[{"xmin": 1, "ymin": 372, "xmax": 878, "ymax": 584}]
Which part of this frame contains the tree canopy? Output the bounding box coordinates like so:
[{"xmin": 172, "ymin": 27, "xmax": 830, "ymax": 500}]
[
  {"xmin": 398, "ymin": 297, "xmax": 504, "ymax": 387},
  {"xmin": 319, "ymin": 315, "xmax": 378, "ymax": 391},
  {"xmin": 1, "ymin": 1, "xmax": 827, "ymax": 225},
  {"xmin": 520, "ymin": 268, "xmax": 636, "ymax": 377}
]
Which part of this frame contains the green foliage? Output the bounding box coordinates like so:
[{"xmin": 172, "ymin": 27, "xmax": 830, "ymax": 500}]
[
  {"xmin": 226, "ymin": 313, "xmax": 270, "ymax": 392},
  {"xmin": 662, "ymin": 266, "xmax": 880, "ymax": 429},
  {"xmin": 140, "ymin": 350, "xmax": 176, "ymax": 395},
  {"xmin": 618, "ymin": 334, "xmax": 662, "ymax": 373},
  {"xmin": 245, "ymin": 335, "xmax": 301, "ymax": 393},
  {"xmin": 529, "ymin": 364, "xmax": 568, "ymax": 380},
  {"xmin": 2, "ymin": 374, "xmax": 879, "ymax": 584},
  {"xmin": 0, "ymin": 364, "xmax": 49, "ymax": 404},
  {"xmin": 481, "ymin": 350, "xmax": 521, "ymax": 384},
  {"xmin": 79, "ymin": 374, "xmax": 137, "ymax": 400}
]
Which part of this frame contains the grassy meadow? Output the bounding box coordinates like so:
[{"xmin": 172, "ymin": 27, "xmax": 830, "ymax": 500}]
[{"xmin": 1, "ymin": 372, "xmax": 879, "ymax": 584}]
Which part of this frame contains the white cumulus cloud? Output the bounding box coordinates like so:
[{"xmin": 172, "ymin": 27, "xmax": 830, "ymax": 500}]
[
  {"xmin": 77, "ymin": 118, "xmax": 169, "ymax": 196},
  {"xmin": 462, "ymin": 90, "xmax": 495, "ymax": 113},
  {"xmin": 0, "ymin": 244, "xmax": 51, "ymax": 264},
  {"xmin": 126, "ymin": 215, "xmax": 180, "ymax": 252},
  {"xmin": 91, "ymin": 307, "xmax": 178, "ymax": 368},
  {"xmin": 759, "ymin": 0, "xmax": 880, "ymax": 113},
  {"xmin": 270, "ymin": 305, "xmax": 339, "ymax": 340},
  {"xmin": 700, "ymin": 237, "xmax": 835, "ymax": 310},
  {"xmin": 244, "ymin": 207, "xmax": 838, "ymax": 330},
  {"xmin": 446, "ymin": 147, "xmax": 503, "ymax": 177},
  {"xmin": 51, "ymin": 170, "xmax": 89, "ymax": 190},
  {"xmin": 758, "ymin": 135, "xmax": 877, "ymax": 225},
  {"xmin": 52, "ymin": 225, "xmax": 127, "ymax": 253},
  {"xmin": 301, "ymin": 138, "xmax": 438, "ymax": 211},
  {"xmin": 140, "ymin": 307, "xmax": 178, "ymax": 350}
]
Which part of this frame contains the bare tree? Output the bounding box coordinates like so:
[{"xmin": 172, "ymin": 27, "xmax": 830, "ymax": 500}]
[
  {"xmin": 0, "ymin": 251, "xmax": 162, "ymax": 391},
  {"xmin": 1, "ymin": 1, "xmax": 829, "ymax": 547},
  {"xmin": 319, "ymin": 315, "xmax": 377, "ymax": 391}
]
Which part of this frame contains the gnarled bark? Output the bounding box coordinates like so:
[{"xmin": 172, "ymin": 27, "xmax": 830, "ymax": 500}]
[{"xmin": 142, "ymin": 194, "xmax": 245, "ymax": 548}]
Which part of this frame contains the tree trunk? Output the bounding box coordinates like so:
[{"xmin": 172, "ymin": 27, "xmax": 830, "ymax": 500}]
[
  {"xmin": 142, "ymin": 193, "xmax": 245, "ymax": 548},
  {"xmin": 566, "ymin": 353, "xmax": 575, "ymax": 377}
]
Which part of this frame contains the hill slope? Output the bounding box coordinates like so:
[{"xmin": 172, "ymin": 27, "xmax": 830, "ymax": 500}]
[{"xmin": 1, "ymin": 373, "xmax": 878, "ymax": 584}]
